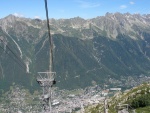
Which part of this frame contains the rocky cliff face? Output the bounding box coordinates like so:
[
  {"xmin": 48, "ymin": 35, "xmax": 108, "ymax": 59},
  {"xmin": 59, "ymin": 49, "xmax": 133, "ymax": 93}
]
[{"xmin": 0, "ymin": 13, "xmax": 150, "ymax": 90}]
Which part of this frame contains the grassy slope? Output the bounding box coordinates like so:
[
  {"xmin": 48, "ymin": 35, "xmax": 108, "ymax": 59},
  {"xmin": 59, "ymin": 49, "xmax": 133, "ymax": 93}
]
[
  {"xmin": 136, "ymin": 106, "xmax": 150, "ymax": 113},
  {"xmin": 86, "ymin": 83, "xmax": 150, "ymax": 113}
]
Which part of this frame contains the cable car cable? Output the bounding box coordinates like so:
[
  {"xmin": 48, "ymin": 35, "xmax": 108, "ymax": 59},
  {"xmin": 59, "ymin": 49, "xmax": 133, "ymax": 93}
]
[
  {"xmin": 0, "ymin": 45, "xmax": 26, "ymax": 71},
  {"xmin": 0, "ymin": 38, "xmax": 26, "ymax": 68},
  {"xmin": 44, "ymin": 0, "xmax": 54, "ymax": 71}
]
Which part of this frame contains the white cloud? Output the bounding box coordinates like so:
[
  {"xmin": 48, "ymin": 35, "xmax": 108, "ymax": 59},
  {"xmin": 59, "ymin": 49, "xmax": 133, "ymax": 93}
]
[
  {"xmin": 77, "ymin": 0, "xmax": 100, "ymax": 8},
  {"xmin": 130, "ymin": 1, "xmax": 135, "ymax": 5},
  {"xmin": 13, "ymin": 13, "xmax": 24, "ymax": 17},
  {"xmin": 120, "ymin": 5, "xmax": 127, "ymax": 9},
  {"xmin": 34, "ymin": 16, "xmax": 40, "ymax": 19}
]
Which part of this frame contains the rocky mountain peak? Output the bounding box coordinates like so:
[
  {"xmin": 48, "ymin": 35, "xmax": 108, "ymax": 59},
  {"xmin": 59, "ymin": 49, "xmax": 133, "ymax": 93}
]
[
  {"xmin": 3, "ymin": 14, "xmax": 17, "ymax": 22},
  {"xmin": 1, "ymin": 13, "xmax": 150, "ymax": 39}
]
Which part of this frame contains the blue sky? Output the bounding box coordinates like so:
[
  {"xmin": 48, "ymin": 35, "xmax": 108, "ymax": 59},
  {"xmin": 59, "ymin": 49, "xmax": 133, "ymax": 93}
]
[{"xmin": 0, "ymin": 0, "xmax": 150, "ymax": 19}]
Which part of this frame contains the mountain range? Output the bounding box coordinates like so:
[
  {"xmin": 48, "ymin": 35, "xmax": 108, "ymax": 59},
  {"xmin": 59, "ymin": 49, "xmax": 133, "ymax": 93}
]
[{"xmin": 0, "ymin": 12, "xmax": 150, "ymax": 91}]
